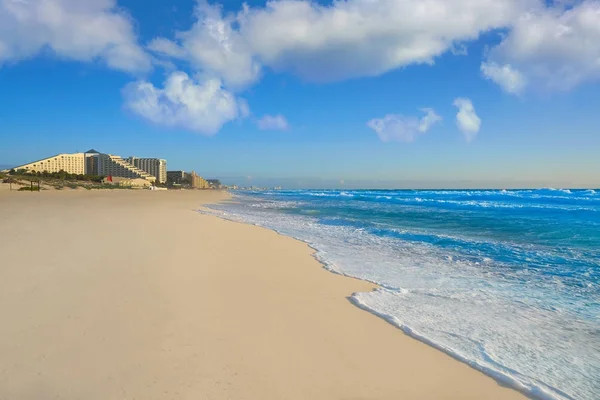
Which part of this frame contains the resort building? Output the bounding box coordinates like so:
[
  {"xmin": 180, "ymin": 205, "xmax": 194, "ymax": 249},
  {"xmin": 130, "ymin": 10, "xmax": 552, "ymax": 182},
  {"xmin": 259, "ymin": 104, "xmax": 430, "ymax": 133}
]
[
  {"xmin": 167, "ymin": 170, "xmax": 210, "ymax": 188},
  {"xmin": 9, "ymin": 153, "xmax": 86, "ymax": 175},
  {"xmin": 85, "ymin": 149, "xmax": 100, "ymax": 175},
  {"xmin": 93, "ymin": 153, "xmax": 156, "ymax": 183},
  {"xmin": 207, "ymin": 179, "xmax": 222, "ymax": 189},
  {"xmin": 167, "ymin": 170, "xmax": 187, "ymax": 185},
  {"xmin": 10, "ymin": 149, "xmax": 169, "ymax": 185},
  {"xmin": 189, "ymin": 171, "xmax": 209, "ymax": 189},
  {"xmin": 126, "ymin": 157, "xmax": 167, "ymax": 184}
]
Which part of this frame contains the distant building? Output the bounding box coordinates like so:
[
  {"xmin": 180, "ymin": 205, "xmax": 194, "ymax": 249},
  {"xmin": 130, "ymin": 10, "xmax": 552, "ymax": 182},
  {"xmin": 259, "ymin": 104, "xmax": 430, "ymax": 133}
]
[
  {"xmin": 189, "ymin": 171, "xmax": 209, "ymax": 189},
  {"xmin": 10, "ymin": 153, "xmax": 86, "ymax": 175},
  {"xmin": 98, "ymin": 154, "xmax": 156, "ymax": 182},
  {"xmin": 167, "ymin": 170, "xmax": 186, "ymax": 185},
  {"xmin": 87, "ymin": 151, "xmax": 156, "ymax": 183},
  {"xmin": 126, "ymin": 157, "xmax": 167, "ymax": 184},
  {"xmin": 207, "ymin": 179, "xmax": 222, "ymax": 189},
  {"xmin": 167, "ymin": 170, "xmax": 209, "ymax": 188},
  {"xmin": 85, "ymin": 149, "xmax": 100, "ymax": 175},
  {"xmin": 11, "ymin": 150, "xmax": 166, "ymax": 185}
]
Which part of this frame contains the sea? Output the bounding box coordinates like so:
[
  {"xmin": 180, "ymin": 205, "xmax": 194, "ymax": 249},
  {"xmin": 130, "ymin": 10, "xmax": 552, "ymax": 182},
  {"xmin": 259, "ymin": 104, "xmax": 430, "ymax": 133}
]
[{"xmin": 202, "ymin": 188, "xmax": 600, "ymax": 400}]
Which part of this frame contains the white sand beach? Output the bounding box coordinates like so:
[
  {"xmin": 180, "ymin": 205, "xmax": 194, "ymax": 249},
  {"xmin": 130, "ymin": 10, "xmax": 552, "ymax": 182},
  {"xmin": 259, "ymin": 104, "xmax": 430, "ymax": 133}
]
[{"xmin": 0, "ymin": 188, "xmax": 525, "ymax": 399}]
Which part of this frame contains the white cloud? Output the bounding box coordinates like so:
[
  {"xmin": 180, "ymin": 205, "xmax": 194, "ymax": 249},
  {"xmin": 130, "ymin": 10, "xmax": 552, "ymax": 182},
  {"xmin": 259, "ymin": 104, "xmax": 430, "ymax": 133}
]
[
  {"xmin": 453, "ymin": 98, "xmax": 481, "ymax": 142},
  {"xmin": 138, "ymin": 0, "xmax": 600, "ymax": 135},
  {"xmin": 418, "ymin": 108, "xmax": 443, "ymax": 132},
  {"xmin": 238, "ymin": 98, "xmax": 250, "ymax": 119},
  {"xmin": 147, "ymin": 37, "xmax": 186, "ymax": 59},
  {"xmin": 236, "ymin": 0, "xmax": 534, "ymax": 82},
  {"xmin": 148, "ymin": 1, "xmax": 260, "ymax": 89},
  {"xmin": 483, "ymin": 1, "xmax": 600, "ymax": 92},
  {"xmin": 367, "ymin": 108, "xmax": 441, "ymax": 143},
  {"xmin": 257, "ymin": 114, "xmax": 289, "ymax": 131},
  {"xmin": 481, "ymin": 62, "xmax": 527, "ymax": 94},
  {"xmin": 148, "ymin": 0, "xmax": 535, "ymax": 85},
  {"xmin": 146, "ymin": 0, "xmax": 600, "ymax": 98},
  {"xmin": 123, "ymin": 71, "xmax": 247, "ymax": 135},
  {"xmin": 0, "ymin": 0, "xmax": 151, "ymax": 73}
]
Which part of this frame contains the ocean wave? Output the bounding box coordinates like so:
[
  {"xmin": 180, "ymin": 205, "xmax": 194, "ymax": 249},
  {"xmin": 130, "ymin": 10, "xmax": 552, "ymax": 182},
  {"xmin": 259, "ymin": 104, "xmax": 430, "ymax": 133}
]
[
  {"xmin": 248, "ymin": 200, "xmax": 303, "ymax": 209},
  {"xmin": 372, "ymin": 197, "xmax": 598, "ymax": 212},
  {"xmin": 269, "ymin": 189, "xmax": 600, "ymax": 208},
  {"xmin": 350, "ymin": 293, "xmax": 573, "ymax": 400},
  {"xmin": 205, "ymin": 191, "xmax": 600, "ymax": 400}
]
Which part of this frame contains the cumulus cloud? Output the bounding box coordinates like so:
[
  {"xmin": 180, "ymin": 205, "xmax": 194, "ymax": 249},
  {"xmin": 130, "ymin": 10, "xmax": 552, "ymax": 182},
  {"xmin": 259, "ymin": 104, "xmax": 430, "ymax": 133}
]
[
  {"xmin": 453, "ymin": 98, "xmax": 481, "ymax": 142},
  {"xmin": 481, "ymin": 62, "xmax": 527, "ymax": 94},
  {"xmin": 133, "ymin": 2, "xmax": 261, "ymax": 133},
  {"xmin": 148, "ymin": 1, "xmax": 260, "ymax": 89},
  {"xmin": 147, "ymin": 37, "xmax": 186, "ymax": 59},
  {"xmin": 257, "ymin": 114, "xmax": 289, "ymax": 131},
  {"xmin": 367, "ymin": 108, "xmax": 441, "ymax": 143},
  {"xmin": 144, "ymin": 0, "xmax": 600, "ymax": 99},
  {"xmin": 123, "ymin": 71, "xmax": 247, "ymax": 135},
  {"xmin": 237, "ymin": 0, "xmax": 536, "ymax": 82},
  {"xmin": 483, "ymin": 1, "xmax": 600, "ymax": 92},
  {"xmin": 6, "ymin": 0, "xmax": 597, "ymax": 137},
  {"xmin": 0, "ymin": 0, "xmax": 151, "ymax": 73},
  {"xmin": 148, "ymin": 0, "xmax": 535, "ymax": 84},
  {"xmin": 137, "ymin": 0, "xmax": 600, "ymax": 134}
]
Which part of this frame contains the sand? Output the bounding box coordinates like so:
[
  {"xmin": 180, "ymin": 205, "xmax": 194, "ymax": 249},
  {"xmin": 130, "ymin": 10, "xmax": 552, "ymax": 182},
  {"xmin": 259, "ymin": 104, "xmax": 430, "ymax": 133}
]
[{"xmin": 0, "ymin": 188, "xmax": 525, "ymax": 399}]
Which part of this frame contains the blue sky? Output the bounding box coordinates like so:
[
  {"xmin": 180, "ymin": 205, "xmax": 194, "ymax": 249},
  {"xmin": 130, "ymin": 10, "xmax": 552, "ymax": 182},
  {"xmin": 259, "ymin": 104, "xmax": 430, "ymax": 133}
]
[{"xmin": 0, "ymin": 0, "xmax": 599, "ymax": 188}]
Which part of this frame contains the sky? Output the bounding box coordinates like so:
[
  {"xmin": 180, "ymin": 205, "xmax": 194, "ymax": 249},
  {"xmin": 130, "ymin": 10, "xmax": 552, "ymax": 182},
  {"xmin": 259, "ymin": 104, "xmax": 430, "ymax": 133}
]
[{"xmin": 0, "ymin": 0, "xmax": 599, "ymax": 188}]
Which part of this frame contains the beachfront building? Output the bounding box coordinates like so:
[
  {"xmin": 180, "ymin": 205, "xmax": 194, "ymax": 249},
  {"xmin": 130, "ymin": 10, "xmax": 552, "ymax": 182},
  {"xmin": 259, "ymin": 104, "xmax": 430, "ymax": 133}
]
[
  {"xmin": 9, "ymin": 153, "xmax": 86, "ymax": 175},
  {"xmin": 167, "ymin": 170, "xmax": 186, "ymax": 185},
  {"xmin": 84, "ymin": 150, "xmax": 156, "ymax": 183},
  {"xmin": 207, "ymin": 179, "xmax": 222, "ymax": 189},
  {"xmin": 126, "ymin": 157, "xmax": 167, "ymax": 184},
  {"xmin": 10, "ymin": 150, "xmax": 166, "ymax": 185},
  {"xmin": 85, "ymin": 149, "xmax": 100, "ymax": 175},
  {"xmin": 167, "ymin": 170, "xmax": 210, "ymax": 188},
  {"xmin": 96, "ymin": 154, "xmax": 156, "ymax": 183},
  {"xmin": 189, "ymin": 171, "xmax": 209, "ymax": 189}
]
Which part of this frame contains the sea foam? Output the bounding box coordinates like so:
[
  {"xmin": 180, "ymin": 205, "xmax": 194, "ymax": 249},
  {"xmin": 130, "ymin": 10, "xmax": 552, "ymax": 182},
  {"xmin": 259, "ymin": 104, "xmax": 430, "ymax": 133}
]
[{"xmin": 202, "ymin": 189, "xmax": 600, "ymax": 400}]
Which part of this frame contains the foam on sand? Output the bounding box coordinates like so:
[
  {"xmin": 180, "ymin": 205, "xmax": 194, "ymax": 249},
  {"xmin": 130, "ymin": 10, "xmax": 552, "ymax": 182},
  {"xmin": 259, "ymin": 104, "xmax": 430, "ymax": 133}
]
[{"xmin": 204, "ymin": 189, "xmax": 600, "ymax": 400}]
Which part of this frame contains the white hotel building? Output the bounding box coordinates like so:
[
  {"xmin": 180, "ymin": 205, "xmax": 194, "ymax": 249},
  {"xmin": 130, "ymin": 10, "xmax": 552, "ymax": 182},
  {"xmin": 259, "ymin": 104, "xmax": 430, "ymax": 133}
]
[
  {"xmin": 7, "ymin": 149, "xmax": 166, "ymax": 184},
  {"xmin": 126, "ymin": 157, "xmax": 167, "ymax": 184},
  {"xmin": 7, "ymin": 153, "xmax": 86, "ymax": 175}
]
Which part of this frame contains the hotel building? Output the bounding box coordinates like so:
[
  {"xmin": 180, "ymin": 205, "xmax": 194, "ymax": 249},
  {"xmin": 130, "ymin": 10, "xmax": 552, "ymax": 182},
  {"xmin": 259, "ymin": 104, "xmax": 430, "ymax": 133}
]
[
  {"xmin": 207, "ymin": 179, "xmax": 222, "ymax": 189},
  {"xmin": 189, "ymin": 171, "xmax": 209, "ymax": 189},
  {"xmin": 167, "ymin": 170, "xmax": 209, "ymax": 189},
  {"xmin": 9, "ymin": 150, "xmax": 157, "ymax": 183},
  {"xmin": 9, "ymin": 153, "xmax": 86, "ymax": 175},
  {"xmin": 167, "ymin": 170, "xmax": 186, "ymax": 185},
  {"xmin": 92, "ymin": 153, "xmax": 156, "ymax": 183},
  {"xmin": 126, "ymin": 157, "xmax": 167, "ymax": 184}
]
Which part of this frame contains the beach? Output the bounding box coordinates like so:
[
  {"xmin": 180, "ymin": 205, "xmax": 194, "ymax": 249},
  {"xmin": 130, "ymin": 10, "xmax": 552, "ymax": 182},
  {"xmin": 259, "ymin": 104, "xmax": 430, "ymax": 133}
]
[{"xmin": 0, "ymin": 188, "xmax": 524, "ymax": 399}]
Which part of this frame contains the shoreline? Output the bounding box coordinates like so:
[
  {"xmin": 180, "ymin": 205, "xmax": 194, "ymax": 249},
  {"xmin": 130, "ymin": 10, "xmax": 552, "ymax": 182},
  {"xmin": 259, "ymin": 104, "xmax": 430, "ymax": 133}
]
[
  {"xmin": 0, "ymin": 189, "xmax": 525, "ymax": 399},
  {"xmin": 201, "ymin": 199, "xmax": 539, "ymax": 399},
  {"xmin": 201, "ymin": 194, "xmax": 529, "ymax": 399}
]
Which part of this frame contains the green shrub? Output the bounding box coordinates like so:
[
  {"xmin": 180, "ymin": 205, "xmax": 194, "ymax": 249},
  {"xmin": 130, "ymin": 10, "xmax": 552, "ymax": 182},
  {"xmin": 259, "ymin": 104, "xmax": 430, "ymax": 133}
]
[{"xmin": 18, "ymin": 186, "xmax": 40, "ymax": 192}]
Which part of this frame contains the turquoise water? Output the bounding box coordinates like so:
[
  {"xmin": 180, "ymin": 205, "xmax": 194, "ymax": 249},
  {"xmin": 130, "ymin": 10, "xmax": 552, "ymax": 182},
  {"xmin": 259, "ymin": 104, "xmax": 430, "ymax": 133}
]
[{"xmin": 204, "ymin": 189, "xmax": 600, "ymax": 399}]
